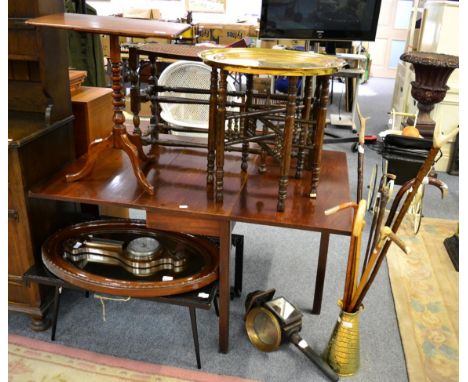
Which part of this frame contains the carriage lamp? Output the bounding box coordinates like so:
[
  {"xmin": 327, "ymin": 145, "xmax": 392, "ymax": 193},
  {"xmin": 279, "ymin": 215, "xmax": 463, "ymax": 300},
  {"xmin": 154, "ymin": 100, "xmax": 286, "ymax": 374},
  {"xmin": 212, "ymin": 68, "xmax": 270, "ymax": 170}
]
[{"xmin": 244, "ymin": 289, "xmax": 339, "ymax": 382}]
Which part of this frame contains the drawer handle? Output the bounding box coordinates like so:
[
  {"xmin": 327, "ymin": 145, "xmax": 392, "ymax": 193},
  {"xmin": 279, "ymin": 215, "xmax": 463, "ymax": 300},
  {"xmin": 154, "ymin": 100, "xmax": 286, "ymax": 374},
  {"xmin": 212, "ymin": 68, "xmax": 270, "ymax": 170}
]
[{"xmin": 8, "ymin": 209, "xmax": 19, "ymax": 221}]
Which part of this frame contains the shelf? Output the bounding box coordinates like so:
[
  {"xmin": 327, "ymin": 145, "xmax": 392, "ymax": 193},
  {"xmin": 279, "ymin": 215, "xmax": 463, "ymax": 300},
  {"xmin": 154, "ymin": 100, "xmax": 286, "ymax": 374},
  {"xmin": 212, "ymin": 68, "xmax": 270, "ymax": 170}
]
[
  {"xmin": 8, "ymin": 111, "xmax": 74, "ymax": 148},
  {"xmin": 8, "ymin": 54, "xmax": 39, "ymax": 62}
]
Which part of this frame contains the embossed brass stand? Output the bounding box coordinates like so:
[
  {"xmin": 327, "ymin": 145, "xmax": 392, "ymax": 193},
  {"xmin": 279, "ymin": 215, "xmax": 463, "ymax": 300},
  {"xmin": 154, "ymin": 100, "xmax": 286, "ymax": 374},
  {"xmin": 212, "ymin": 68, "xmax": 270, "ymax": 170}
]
[{"xmin": 324, "ymin": 301, "xmax": 363, "ymax": 376}]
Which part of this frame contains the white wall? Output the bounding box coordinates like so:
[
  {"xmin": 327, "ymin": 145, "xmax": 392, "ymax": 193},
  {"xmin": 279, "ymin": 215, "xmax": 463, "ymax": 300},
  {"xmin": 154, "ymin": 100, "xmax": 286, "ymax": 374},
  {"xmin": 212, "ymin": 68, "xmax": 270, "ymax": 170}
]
[{"xmin": 87, "ymin": 0, "xmax": 261, "ymax": 23}]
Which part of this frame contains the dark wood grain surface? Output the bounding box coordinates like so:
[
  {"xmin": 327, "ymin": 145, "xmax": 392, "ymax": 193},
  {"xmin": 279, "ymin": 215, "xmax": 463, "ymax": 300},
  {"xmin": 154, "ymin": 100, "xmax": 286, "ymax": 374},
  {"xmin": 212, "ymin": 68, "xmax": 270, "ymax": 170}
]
[
  {"xmin": 138, "ymin": 43, "xmax": 206, "ymax": 61},
  {"xmin": 29, "ymin": 141, "xmax": 352, "ymax": 234},
  {"xmin": 25, "ymin": 13, "xmax": 191, "ymax": 39}
]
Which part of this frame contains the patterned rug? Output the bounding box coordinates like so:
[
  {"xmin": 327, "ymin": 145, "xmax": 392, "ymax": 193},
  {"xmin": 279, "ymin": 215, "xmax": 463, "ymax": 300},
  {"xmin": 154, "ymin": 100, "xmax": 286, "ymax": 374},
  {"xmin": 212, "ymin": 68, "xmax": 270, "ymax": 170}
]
[
  {"xmin": 387, "ymin": 217, "xmax": 458, "ymax": 382},
  {"xmin": 9, "ymin": 334, "xmax": 257, "ymax": 382}
]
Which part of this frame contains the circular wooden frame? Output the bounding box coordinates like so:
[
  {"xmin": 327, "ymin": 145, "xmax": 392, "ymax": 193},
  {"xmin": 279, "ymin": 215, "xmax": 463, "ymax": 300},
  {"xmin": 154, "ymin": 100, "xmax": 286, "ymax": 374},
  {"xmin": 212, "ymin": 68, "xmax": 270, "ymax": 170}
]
[{"xmin": 41, "ymin": 219, "xmax": 219, "ymax": 297}]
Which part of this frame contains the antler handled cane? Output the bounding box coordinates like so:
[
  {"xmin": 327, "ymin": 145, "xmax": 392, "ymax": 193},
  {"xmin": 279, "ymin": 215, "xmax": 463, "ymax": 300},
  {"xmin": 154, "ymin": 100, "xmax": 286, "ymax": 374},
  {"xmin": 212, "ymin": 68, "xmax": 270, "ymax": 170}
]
[
  {"xmin": 349, "ymin": 226, "xmax": 409, "ymax": 312},
  {"xmin": 356, "ymin": 103, "xmax": 370, "ymax": 202}
]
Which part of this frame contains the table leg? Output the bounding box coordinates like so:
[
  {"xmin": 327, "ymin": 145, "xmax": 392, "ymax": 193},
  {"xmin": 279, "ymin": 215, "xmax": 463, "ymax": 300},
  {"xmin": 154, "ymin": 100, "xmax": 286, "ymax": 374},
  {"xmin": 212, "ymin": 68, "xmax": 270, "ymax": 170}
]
[
  {"xmin": 219, "ymin": 220, "xmax": 232, "ymax": 353},
  {"xmin": 241, "ymin": 74, "xmax": 253, "ymax": 172},
  {"xmin": 215, "ymin": 70, "xmax": 227, "ymax": 203},
  {"xmin": 65, "ymin": 133, "xmax": 114, "ymax": 182},
  {"xmin": 148, "ymin": 54, "xmax": 160, "ymax": 142},
  {"xmin": 312, "ymin": 232, "xmax": 330, "ymax": 314},
  {"xmin": 207, "ymin": 68, "xmax": 218, "ymax": 184},
  {"xmin": 233, "ymin": 234, "xmax": 244, "ymax": 296},
  {"xmin": 51, "ymin": 286, "xmax": 62, "ymax": 341},
  {"xmin": 277, "ymin": 76, "xmax": 298, "ymax": 212},
  {"xmin": 296, "ymin": 76, "xmax": 313, "ymax": 179},
  {"xmin": 310, "ymin": 75, "xmax": 331, "ymax": 198},
  {"xmin": 189, "ymin": 307, "xmax": 202, "ymax": 369},
  {"xmin": 128, "ymin": 46, "xmax": 142, "ymax": 136},
  {"xmin": 305, "ymin": 80, "xmax": 322, "ymax": 171}
]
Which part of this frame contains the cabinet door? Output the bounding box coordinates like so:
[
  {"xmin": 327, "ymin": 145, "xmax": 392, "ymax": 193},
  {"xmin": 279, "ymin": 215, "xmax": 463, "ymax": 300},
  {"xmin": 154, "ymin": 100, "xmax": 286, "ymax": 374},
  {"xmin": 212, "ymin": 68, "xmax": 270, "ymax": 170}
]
[{"xmin": 8, "ymin": 149, "xmax": 41, "ymax": 308}]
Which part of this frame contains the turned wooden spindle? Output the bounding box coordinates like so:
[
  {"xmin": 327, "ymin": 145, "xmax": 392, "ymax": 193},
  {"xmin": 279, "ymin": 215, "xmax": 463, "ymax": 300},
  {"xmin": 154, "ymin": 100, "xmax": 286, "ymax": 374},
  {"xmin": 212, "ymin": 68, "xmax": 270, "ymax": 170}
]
[
  {"xmin": 215, "ymin": 69, "xmax": 228, "ymax": 202},
  {"xmin": 277, "ymin": 76, "xmax": 298, "ymax": 212},
  {"xmin": 241, "ymin": 74, "xmax": 254, "ymax": 172},
  {"xmin": 207, "ymin": 68, "xmax": 218, "ymax": 184},
  {"xmin": 128, "ymin": 46, "xmax": 142, "ymax": 136},
  {"xmin": 310, "ymin": 75, "xmax": 331, "ymax": 198},
  {"xmin": 296, "ymin": 76, "xmax": 313, "ymax": 179}
]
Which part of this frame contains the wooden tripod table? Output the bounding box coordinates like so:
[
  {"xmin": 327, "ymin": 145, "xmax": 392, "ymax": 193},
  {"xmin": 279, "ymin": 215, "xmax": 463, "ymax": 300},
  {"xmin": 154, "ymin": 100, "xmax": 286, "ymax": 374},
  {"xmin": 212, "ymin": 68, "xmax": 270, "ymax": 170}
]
[
  {"xmin": 199, "ymin": 48, "xmax": 345, "ymax": 211},
  {"xmin": 26, "ymin": 13, "xmax": 191, "ymax": 194}
]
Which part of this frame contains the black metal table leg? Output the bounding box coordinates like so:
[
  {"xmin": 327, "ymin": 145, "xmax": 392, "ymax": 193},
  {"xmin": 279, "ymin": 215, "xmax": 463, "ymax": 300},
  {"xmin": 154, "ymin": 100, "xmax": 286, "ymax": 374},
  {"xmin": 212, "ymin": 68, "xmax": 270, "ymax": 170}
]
[
  {"xmin": 189, "ymin": 307, "xmax": 201, "ymax": 369},
  {"xmin": 213, "ymin": 296, "xmax": 219, "ymax": 317},
  {"xmin": 51, "ymin": 286, "xmax": 62, "ymax": 341},
  {"xmin": 232, "ymin": 234, "xmax": 244, "ymax": 297}
]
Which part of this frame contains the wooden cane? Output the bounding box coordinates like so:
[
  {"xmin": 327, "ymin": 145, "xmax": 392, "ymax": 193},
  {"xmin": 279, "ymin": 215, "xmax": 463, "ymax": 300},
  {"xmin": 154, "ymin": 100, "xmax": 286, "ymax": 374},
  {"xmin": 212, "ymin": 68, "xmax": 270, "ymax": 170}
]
[
  {"xmin": 385, "ymin": 176, "xmax": 448, "ymax": 228},
  {"xmin": 356, "ymin": 103, "xmax": 369, "ymax": 202},
  {"xmin": 350, "ymin": 200, "xmax": 367, "ymax": 303},
  {"xmin": 349, "ymin": 226, "xmax": 409, "ymax": 312},
  {"xmin": 325, "ymin": 201, "xmax": 360, "ymax": 310},
  {"xmin": 362, "ymin": 173, "xmax": 395, "ymax": 273},
  {"xmin": 326, "ymin": 200, "xmax": 366, "ymax": 311},
  {"xmin": 350, "ymin": 125, "xmax": 458, "ymax": 311}
]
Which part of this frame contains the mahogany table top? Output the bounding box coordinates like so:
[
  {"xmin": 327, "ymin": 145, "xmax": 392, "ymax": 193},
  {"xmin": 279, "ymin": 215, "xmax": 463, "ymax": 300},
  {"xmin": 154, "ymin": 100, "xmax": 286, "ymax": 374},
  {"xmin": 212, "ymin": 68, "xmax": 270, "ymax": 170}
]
[
  {"xmin": 30, "ymin": 142, "xmax": 352, "ymax": 235},
  {"xmin": 137, "ymin": 43, "xmax": 207, "ymax": 61},
  {"xmin": 25, "ymin": 13, "xmax": 191, "ymax": 39}
]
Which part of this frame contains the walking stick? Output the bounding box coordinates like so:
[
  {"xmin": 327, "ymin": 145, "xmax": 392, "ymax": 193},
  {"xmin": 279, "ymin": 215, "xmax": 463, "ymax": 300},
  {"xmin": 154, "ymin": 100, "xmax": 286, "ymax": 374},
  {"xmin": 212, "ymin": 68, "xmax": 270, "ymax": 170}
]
[
  {"xmin": 350, "ymin": 125, "xmax": 458, "ymax": 311},
  {"xmin": 362, "ymin": 173, "xmax": 395, "ymax": 273},
  {"xmin": 385, "ymin": 176, "xmax": 448, "ymax": 228},
  {"xmin": 326, "ymin": 200, "xmax": 366, "ymax": 311},
  {"xmin": 349, "ymin": 226, "xmax": 409, "ymax": 312},
  {"xmin": 356, "ymin": 103, "xmax": 369, "ymax": 202}
]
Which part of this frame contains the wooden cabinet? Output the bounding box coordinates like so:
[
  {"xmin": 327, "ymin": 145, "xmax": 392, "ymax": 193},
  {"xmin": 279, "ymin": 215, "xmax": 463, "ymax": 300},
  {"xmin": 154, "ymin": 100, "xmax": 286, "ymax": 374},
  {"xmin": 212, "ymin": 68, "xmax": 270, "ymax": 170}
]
[
  {"xmin": 8, "ymin": 0, "xmax": 78, "ymax": 328},
  {"xmin": 8, "ymin": 0, "xmax": 72, "ymax": 125},
  {"xmin": 8, "ymin": 115, "xmax": 78, "ymax": 329},
  {"xmin": 72, "ymin": 86, "xmax": 113, "ymax": 157}
]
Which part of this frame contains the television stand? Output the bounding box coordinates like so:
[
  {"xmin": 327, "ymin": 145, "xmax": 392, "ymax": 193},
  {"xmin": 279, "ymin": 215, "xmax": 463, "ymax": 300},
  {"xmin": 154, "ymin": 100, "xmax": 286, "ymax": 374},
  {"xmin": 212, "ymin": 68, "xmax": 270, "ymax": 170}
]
[{"xmin": 329, "ymin": 54, "xmax": 366, "ymax": 133}]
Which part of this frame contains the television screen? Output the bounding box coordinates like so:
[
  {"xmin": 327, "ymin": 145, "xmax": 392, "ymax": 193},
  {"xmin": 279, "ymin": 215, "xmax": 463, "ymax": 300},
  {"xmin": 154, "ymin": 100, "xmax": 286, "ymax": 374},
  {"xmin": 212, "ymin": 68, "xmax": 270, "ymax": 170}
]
[{"xmin": 260, "ymin": 0, "xmax": 382, "ymax": 41}]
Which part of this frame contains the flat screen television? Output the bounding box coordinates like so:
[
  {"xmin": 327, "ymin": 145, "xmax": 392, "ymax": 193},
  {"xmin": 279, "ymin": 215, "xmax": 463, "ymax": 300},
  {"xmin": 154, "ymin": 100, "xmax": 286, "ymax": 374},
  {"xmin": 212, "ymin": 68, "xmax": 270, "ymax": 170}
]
[{"xmin": 259, "ymin": 0, "xmax": 382, "ymax": 41}]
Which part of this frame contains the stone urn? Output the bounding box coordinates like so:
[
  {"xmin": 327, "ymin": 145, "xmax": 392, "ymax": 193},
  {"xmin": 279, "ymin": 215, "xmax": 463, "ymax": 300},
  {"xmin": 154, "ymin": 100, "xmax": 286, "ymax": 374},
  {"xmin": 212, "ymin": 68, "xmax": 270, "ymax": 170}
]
[{"xmin": 400, "ymin": 51, "xmax": 458, "ymax": 139}]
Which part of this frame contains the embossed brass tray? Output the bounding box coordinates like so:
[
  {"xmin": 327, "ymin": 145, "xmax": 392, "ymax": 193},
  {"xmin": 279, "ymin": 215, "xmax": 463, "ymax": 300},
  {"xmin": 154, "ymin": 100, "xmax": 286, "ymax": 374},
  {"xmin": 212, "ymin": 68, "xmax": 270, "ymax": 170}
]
[
  {"xmin": 199, "ymin": 48, "xmax": 345, "ymax": 76},
  {"xmin": 42, "ymin": 220, "xmax": 219, "ymax": 297}
]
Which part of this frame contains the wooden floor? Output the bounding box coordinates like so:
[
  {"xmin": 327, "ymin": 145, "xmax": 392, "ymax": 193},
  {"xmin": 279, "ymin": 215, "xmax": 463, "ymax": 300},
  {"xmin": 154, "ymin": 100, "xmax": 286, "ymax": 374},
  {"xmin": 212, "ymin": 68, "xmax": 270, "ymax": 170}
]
[{"xmin": 387, "ymin": 217, "xmax": 458, "ymax": 382}]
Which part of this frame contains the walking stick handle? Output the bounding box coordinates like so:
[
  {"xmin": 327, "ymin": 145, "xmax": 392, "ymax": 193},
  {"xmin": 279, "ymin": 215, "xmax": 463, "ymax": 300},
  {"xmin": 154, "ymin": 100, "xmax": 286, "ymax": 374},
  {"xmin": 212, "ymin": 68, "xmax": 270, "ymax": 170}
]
[
  {"xmin": 433, "ymin": 125, "xmax": 459, "ymax": 149},
  {"xmin": 380, "ymin": 226, "xmax": 410, "ymax": 255},
  {"xmin": 325, "ymin": 202, "xmax": 358, "ymax": 216}
]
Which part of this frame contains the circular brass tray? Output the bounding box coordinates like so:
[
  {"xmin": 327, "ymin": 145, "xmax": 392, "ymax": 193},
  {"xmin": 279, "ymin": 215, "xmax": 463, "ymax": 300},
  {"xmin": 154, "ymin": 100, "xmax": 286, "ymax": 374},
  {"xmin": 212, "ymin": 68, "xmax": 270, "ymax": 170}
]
[
  {"xmin": 199, "ymin": 48, "xmax": 345, "ymax": 76},
  {"xmin": 42, "ymin": 220, "xmax": 219, "ymax": 297}
]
